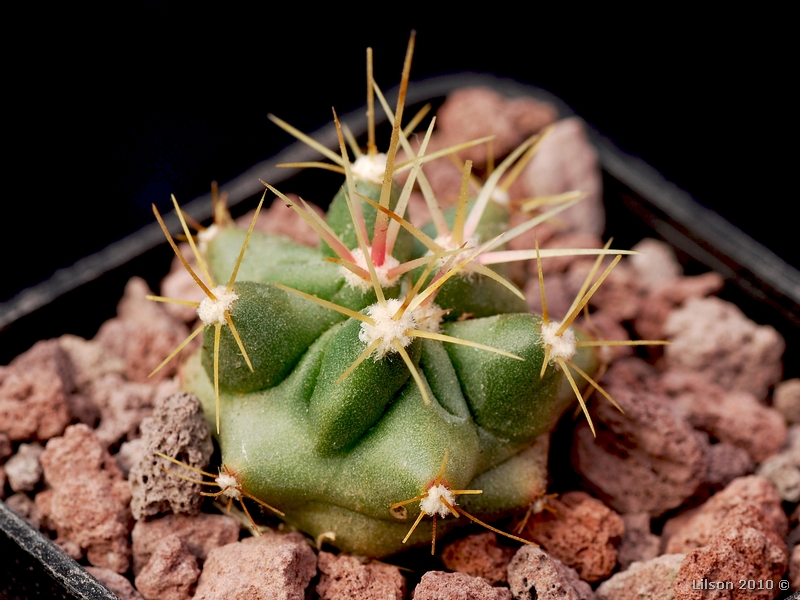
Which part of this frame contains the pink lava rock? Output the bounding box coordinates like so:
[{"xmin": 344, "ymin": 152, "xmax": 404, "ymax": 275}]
[
  {"xmin": 521, "ymin": 117, "xmax": 604, "ymax": 236},
  {"xmin": 441, "ymin": 532, "xmax": 515, "ymax": 584},
  {"xmin": 413, "ymin": 571, "xmax": 512, "ymax": 600},
  {"xmin": 774, "ymin": 379, "xmax": 800, "ymax": 425},
  {"xmin": 95, "ymin": 277, "xmax": 190, "ymax": 383},
  {"xmin": 506, "ymin": 545, "xmax": 594, "ymax": 600},
  {"xmin": 634, "ymin": 272, "xmax": 723, "ymax": 341},
  {"xmin": 134, "ymin": 534, "xmax": 200, "ymax": 600},
  {"xmin": 673, "ymin": 504, "xmax": 788, "ymax": 600},
  {"xmin": 90, "ymin": 375, "xmax": 160, "ymax": 448},
  {"xmin": 85, "ymin": 567, "xmax": 144, "ymax": 600},
  {"xmin": 58, "ymin": 334, "xmax": 126, "ymax": 392},
  {"xmin": 662, "ymin": 476, "xmax": 787, "ymax": 555},
  {"xmin": 316, "ymin": 551, "xmax": 405, "ymax": 600},
  {"xmin": 39, "ymin": 424, "xmax": 132, "ymax": 572},
  {"xmin": 790, "ymin": 545, "xmax": 800, "ymax": 591},
  {"xmin": 4, "ymin": 442, "xmax": 44, "ymax": 492},
  {"xmin": 128, "ymin": 391, "xmax": 213, "ymax": 520},
  {"xmin": 193, "ymin": 531, "xmax": 317, "ymax": 600},
  {"xmin": 664, "ymin": 296, "xmax": 784, "ymax": 400},
  {"xmin": 617, "ymin": 512, "xmax": 660, "ymax": 570},
  {"xmin": 522, "ymin": 491, "xmax": 624, "ymax": 582},
  {"xmin": 572, "ymin": 368, "xmax": 707, "ymax": 516},
  {"xmin": 132, "ymin": 512, "xmax": 240, "ymax": 574},
  {"xmin": 628, "ymin": 239, "xmax": 682, "ymax": 291},
  {"xmin": 0, "ymin": 361, "xmax": 71, "ymax": 442},
  {"xmin": 433, "ymin": 87, "xmax": 557, "ymax": 166},
  {"xmin": 595, "ymin": 553, "xmax": 685, "ymax": 600},
  {"xmin": 659, "ymin": 369, "xmax": 786, "ymax": 463}
]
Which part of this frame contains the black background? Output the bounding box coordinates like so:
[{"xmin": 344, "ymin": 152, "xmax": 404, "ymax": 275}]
[{"xmin": 4, "ymin": 8, "xmax": 794, "ymax": 305}]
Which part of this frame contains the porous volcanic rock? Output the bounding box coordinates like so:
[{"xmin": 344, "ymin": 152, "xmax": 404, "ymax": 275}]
[
  {"xmin": 95, "ymin": 277, "xmax": 190, "ymax": 383},
  {"xmin": 572, "ymin": 367, "xmax": 706, "ymax": 516},
  {"xmin": 134, "ymin": 534, "xmax": 200, "ymax": 600},
  {"xmin": 673, "ymin": 504, "xmax": 788, "ymax": 600},
  {"xmin": 316, "ymin": 551, "xmax": 405, "ymax": 600},
  {"xmin": 662, "ymin": 476, "xmax": 787, "ymax": 555},
  {"xmin": 506, "ymin": 545, "xmax": 594, "ymax": 600},
  {"xmin": 132, "ymin": 512, "xmax": 240, "ymax": 574},
  {"xmin": 413, "ymin": 571, "xmax": 512, "ymax": 600},
  {"xmin": 664, "ymin": 296, "xmax": 784, "ymax": 400},
  {"xmin": 39, "ymin": 424, "xmax": 132, "ymax": 572},
  {"xmin": 193, "ymin": 531, "xmax": 316, "ymax": 600},
  {"xmin": 441, "ymin": 532, "xmax": 515, "ymax": 584},
  {"xmin": 522, "ymin": 491, "xmax": 624, "ymax": 582},
  {"xmin": 128, "ymin": 391, "xmax": 213, "ymax": 519},
  {"xmin": 595, "ymin": 553, "xmax": 684, "ymax": 600}
]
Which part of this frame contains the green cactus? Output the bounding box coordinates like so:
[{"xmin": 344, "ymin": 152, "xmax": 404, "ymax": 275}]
[{"xmin": 151, "ymin": 38, "xmax": 642, "ymax": 557}]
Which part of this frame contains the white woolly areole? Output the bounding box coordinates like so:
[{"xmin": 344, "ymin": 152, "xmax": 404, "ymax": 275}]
[
  {"xmin": 420, "ymin": 484, "xmax": 456, "ymax": 517},
  {"xmin": 197, "ymin": 224, "xmax": 219, "ymax": 254},
  {"xmin": 411, "ymin": 301, "xmax": 444, "ymax": 333},
  {"xmin": 431, "ymin": 234, "xmax": 480, "ymax": 276},
  {"xmin": 197, "ymin": 285, "xmax": 238, "ymax": 326},
  {"xmin": 490, "ymin": 187, "xmax": 510, "ymax": 205},
  {"xmin": 541, "ymin": 321, "xmax": 577, "ymax": 362},
  {"xmin": 215, "ymin": 473, "xmax": 242, "ymax": 500},
  {"xmin": 359, "ymin": 298, "xmax": 416, "ymax": 360},
  {"xmin": 352, "ymin": 153, "xmax": 387, "ymax": 184},
  {"xmin": 341, "ymin": 247, "xmax": 400, "ymax": 292}
]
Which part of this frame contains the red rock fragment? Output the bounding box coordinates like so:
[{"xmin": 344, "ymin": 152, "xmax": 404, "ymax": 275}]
[
  {"xmin": 441, "ymin": 532, "xmax": 515, "ymax": 584},
  {"xmin": 506, "ymin": 545, "xmax": 594, "ymax": 600},
  {"xmin": 572, "ymin": 374, "xmax": 707, "ymax": 516},
  {"xmin": 39, "ymin": 424, "xmax": 132, "ymax": 572},
  {"xmin": 0, "ymin": 362, "xmax": 71, "ymax": 442},
  {"xmin": 522, "ymin": 491, "xmax": 624, "ymax": 582},
  {"xmin": 193, "ymin": 531, "xmax": 316, "ymax": 600},
  {"xmin": 595, "ymin": 553, "xmax": 684, "ymax": 600},
  {"xmin": 521, "ymin": 117, "xmax": 604, "ymax": 236},
  {"xmin": 434, "ymin": 87, "xmax": 557, "ymax": 166},
  {"xmin": 85, "ymin": 567, "xmax": 144, "ymax": 600},
  {"xmin": 94, "ymin": 277, "xmax": 190, "ymax": 383},
  {"xmin": 659, "ymin": 369, "xmax": 786, "ymax": 463},
  {"xmin": 634, "ymin": 272, "xmax": 723, "ymax": 341},
  {"xmin": 132, "ymin": 512, "xmax": 240, "ymax": 574},
  {"xmin": 662, "ymin": 476, "xmax": 787, "ymax": 555},
  {"xmin": 316, "ymin": 551, "xmax": 405, "ymax": 600},
  {"xmin": 673, "ymin": 504, "xmax": 788, "ymax": 600},
  {"xmin": 664, "ymin": 296, "xmax": 784, "ymax": 400},
  {"xmin": 134, "ymin": 534, "xmax": 200, "ymax": 600},
  {"xmin": 413, "ymin": 571, "xmax": 512, "ymax": 600}
]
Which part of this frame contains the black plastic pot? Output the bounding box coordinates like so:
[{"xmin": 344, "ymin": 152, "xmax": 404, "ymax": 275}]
[{"xmin": 2, "ymin": 74, "xmax": 798, "ymax": 598}]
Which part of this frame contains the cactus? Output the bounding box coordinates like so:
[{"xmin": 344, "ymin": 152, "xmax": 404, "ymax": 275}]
[{"xmin": 151, "ymin": 35, "xmax": 650, "ymax": 557}]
